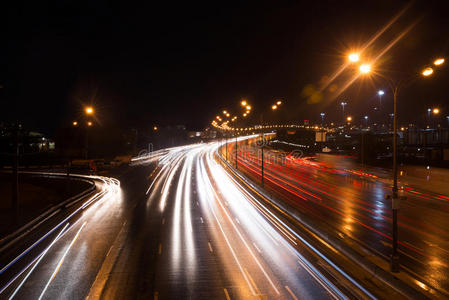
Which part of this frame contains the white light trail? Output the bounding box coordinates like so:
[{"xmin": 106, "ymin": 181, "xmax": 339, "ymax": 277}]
[{"xmin": 38, "ymin": 221, "xmax": 87, "ymax": 300}]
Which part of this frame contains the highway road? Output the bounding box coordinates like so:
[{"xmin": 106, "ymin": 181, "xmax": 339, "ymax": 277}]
[
  {"xmin": 0, "ymin": 140, "xmax": 383, "ymax": 299},
  {"xmin": 232, "ymin": 138, "xmax": 449, "ymax": 297}
]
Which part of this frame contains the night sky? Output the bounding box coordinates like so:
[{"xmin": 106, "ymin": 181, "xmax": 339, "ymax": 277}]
[{"xmin": 1, "ymin": 1, "xmax": 448, "ymax": 135}]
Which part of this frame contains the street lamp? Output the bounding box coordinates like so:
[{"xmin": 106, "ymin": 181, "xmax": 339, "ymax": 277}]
[
  {"xmin": 348, "ymin": 53, "xmax": 360, "ymax": 62},
  {"xmin": 378, "ymin": 90, "xmax": 384, "ymax": 109},
  {"xmin": 433, "ymin": 108, "xmax": 440, "ymax": 115},
  {"xmin": 359, "ymin": 64, "xmax": 371, "ymax": 74},
  {"xmin": 346, "ymin": 116, "xmax": 352, "ymax": 122},
  {"xmin": 85, "ymin": 106, "xmax": 94, "ymax": 115},
  {"xmin": 374, "ymin": 58, "xmax": 445, "ymax": 272},
  {"xmin": 434, "ymin": 58, "xmax": 445, "ymax": 66},
  {"xmin": 341, "ymin": 102, "xmax": 347, "ymax": 124},
  {"xmin": 73, "ymin": 121, "xmax": 78, "ymax": 126},
  {"xmin": 320, "ymin": 112, "xmax": 325, "ymax": 126},
  {"xmin": 422, "ymin": 67, "xmax": 433, "ymax": 76},
  {"xmin": 259, "ymin": 100, "xmax": 284, "ymax": 187}
]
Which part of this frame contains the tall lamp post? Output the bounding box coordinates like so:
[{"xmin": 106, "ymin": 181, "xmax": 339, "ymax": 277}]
[
  {"xmin": 259, "ymin": 100, "xmax": 283, "ymax": 187},
  {"xmin": 84, "ymin": 106, "xmax": 94, "ymax": 159},
  {"xmin": 341, "ymin": 102, "xmax": 347, "ymax": 124},
  {"xmin": 385, "ymin": 59, "xmax": 444, "ymax": 272}
]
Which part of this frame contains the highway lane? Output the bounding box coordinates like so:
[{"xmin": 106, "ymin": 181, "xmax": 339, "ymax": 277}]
[
  {"xmin": 231, "ymin": 139, "xmax": 449, "ymax": 297},
  {"xmin": 0, "ymin": 142, "xmax": 364, "ymax": 299}
]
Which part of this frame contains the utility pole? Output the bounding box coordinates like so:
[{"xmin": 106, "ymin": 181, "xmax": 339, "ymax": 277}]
[
  {"xmin": 261, "ymin": 133, "xmax": 264, "ymax": 187},
  {"xmin": 225, "ymin": 133, "xmax": 228, "ymax": 161},
  {"xmin": 390, "ymin": 86, "xmax": 400, "ymax": 272},
  {"xmin": 66, "ymin": 158, "xmax": 71, "ymax": 197},
  {"xmin": 12, "ymin": 123, "xmax": 19, "ymax": 225},
  {"xmin": 235, "ymin": 134, "xmax": 238, "ymax": 169}
]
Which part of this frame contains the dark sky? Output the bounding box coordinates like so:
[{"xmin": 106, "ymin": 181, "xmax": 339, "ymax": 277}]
[{"xmin": 1, "ymin": 1, "xmax": 448, "ymax": 134}]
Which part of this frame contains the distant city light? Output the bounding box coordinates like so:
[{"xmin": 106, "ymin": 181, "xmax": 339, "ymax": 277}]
[
  {"xmin": 73, "ymin": 121, "xmax": 78, "ymax": 126},
  {"xmin": 433, "ymin": 108, "xmax": 440, "ymax": 114},
  {"xmin": 346, "ymin": 116, "xmax": 352, "ymax": 122}
]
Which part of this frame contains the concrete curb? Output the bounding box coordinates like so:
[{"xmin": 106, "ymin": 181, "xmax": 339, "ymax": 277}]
[
  {"xmin": 0, "ymin": 173, "xmax": 96, "ymax": 252},
  {"xmin": 217, "ymin": 151, "xmax": 430, "ymax": 299}
]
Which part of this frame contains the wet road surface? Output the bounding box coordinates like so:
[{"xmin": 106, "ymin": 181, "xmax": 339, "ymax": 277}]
[{"xmin": 0, "ymin": 142, "xmax": 368, "ymax": 299}]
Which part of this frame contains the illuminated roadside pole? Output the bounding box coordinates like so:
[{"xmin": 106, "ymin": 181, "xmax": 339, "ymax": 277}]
[
  {"xmin": 387, "ymin": 59, "xmax": 444, "ymax": 272},
  {"xmin": 346, "ymin": 53, "xmax": 444, "ymax": 272},
  {"xmin": 432, "ymin": 107, "xmax": 440, "ymax": 129},
  {"xmin": 84, "ymin": 106, "xmax": 94, "ymax": 159},
  {"xmin": 225, "ymin": 131, "xmax": 228, "ymax": 161},
  {"xmin": 378, "ymin": 90, "xmax": 385, "ymax": 110},
  {"xmin": 260, "ymin": 100, "xmax": 283, "ymax": 187},
  {"xmin": 235, "ymin": 132, "xmax": 238, "ymax": 169},
  {"xmin": 12, "ymin": 123, "xmax": 19, "ymax": 224},
  {"xmin": 320, "ymin": 112, "xmax": 325, "ymax": 127},
  {"xmin": 340, "ymin": 102, "xmax": 348, "ymax": 125}
]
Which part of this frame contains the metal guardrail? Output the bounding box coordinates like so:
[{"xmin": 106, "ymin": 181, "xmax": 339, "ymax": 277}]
[{"xmin": 0, "ymin": 173, "xmax": 96, "ymax": 252}]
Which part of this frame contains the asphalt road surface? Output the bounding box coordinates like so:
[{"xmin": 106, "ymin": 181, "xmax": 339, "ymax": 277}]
[
  {"xmin": 232, "ymin": 139, "xmax": 449, "ymax": 297},
  {"xmin": 0, "ymin": 141, "xmax": 372, "ymax": 299}
]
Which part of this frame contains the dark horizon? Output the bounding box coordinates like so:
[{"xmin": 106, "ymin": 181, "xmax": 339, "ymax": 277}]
[{"xmin": 1, "ymin": 1, "xmax": 448, "ymax": 135}]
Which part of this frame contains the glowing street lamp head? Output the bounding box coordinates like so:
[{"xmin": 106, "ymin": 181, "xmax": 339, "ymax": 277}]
[
  {"xmin": 422, "ymin": 67, "xmax": 434, "ymax": 76},
  {"xmin": 433, "ymin": 108, "xmax": 440, "ymax": 115},
  {"xmin": 378, "ymin": 90, "xmax": 384, "ymax": 96},
  {"xmin": 243, "ymin": 113, "xmax": 247, "ymax": 117},
  {"xmin": 434, "ymin": 58, "xmax": 445, "ymax": 66},
  {"xmin": 85, "ymin": 106, "xmax": 94, "ymax": 115},
  {"xmin": 73, "ymin": 121, "xmax": 78, "ymax": 126},
  {"xmin": 364, "ymin": 115, "xmax": 368, "ymax": 120},
  {"xmin": 241, "ymin": 100, "xmax": 247, "ymax": 106},
  {"xmin": 153, "ymin": 126, "xmax": 158, "ymax": 131},
  {"xmin": 87, "ymin": 121, "xmax": 93, "ymax": 127},
  {"xmin": 246, "ymin": 105, "xmax": 252, "ymax": 110},
  {"xmin": 341, "ymin": 102, "xmax": 347, "ymax": 106},
  {"xmin": 276, "ymin": 100, "xmax": 282, "ymax": 105},
  {"xmin": 348, "ymin": 53, "xmax": 360, "ymax": 62},
  {"xmin": 272, "ymin": 105, "xmax": 278, "ymax": 110},
  {"xmin": 359, "ymin": 64, "xmax": 371, "ymax": 74},
  {"xmin": 223, "ymin": 110, "xmax": 227, "ymax": 114},
  {"xmin": 346, "ymin": 116, "xmax": 352, "ymax": 122},
  {"xmin": 320, "ymin": 112, "xmax": 325, "ymax": 117}
]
